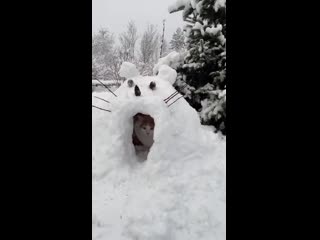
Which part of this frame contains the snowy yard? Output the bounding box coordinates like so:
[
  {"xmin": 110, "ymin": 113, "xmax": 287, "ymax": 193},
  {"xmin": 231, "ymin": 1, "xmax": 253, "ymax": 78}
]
[
  {"xmin": 92, "ymin": 0, "xmax": 226, "ymax": 237},
  {"xmin": 92, "ymin": 127, "xmax": 226, "ymax": 240},
  {"xmin": 92, "ymin": 65, "xmax": 226, "ymax": 240}
]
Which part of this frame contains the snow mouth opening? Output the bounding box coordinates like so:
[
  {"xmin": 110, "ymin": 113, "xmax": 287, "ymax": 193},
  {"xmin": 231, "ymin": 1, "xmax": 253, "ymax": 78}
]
[{"xmin": 132, "ymin": 113, "xmax": 155, "ymax": 162}]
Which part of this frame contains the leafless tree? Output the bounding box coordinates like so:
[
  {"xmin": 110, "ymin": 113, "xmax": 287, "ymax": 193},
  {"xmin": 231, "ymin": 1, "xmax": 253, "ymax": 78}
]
[
  {"xmin": 92, "ymin": 28, "xmax": 117, "ymax": 80},
  {"xmin": 119, "ymin": 20, "xmax": 139, "ymax": 62},
  {"xmin": 92, "ymin": 28, "xmax": 114, "ymax": 61},
  {"xmin": 107, "ymin": 48, "xmax": 123, "ymax": 85},
  {"xmin": 139, "ymin": 24, "xmax": 160, "ymax": 64}
]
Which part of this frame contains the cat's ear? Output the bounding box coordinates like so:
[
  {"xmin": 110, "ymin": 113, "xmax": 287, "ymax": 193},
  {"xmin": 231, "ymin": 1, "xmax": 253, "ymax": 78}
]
[
  {"xmin": 134, "ymin": 113, "xmax": 143, "ymax": 121},
  {"xmin": 119, "ymin": 62, "xmax": 140, "ymax": 79},
  {"xmin": 157, "ymin": 65, "xmax": 177, "ymax": 85}
]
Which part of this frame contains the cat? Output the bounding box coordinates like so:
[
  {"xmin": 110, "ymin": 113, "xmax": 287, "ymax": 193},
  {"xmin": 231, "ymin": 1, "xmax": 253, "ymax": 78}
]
[{"xmin": 132, "ymin": 113, "xmax": 155, "ymax": 149}]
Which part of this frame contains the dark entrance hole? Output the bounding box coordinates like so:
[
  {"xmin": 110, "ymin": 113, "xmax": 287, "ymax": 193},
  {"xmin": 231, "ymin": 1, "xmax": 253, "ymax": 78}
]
[{"xmin": 132, "ymin": 113, "xmax": 155, "ymax": 161}]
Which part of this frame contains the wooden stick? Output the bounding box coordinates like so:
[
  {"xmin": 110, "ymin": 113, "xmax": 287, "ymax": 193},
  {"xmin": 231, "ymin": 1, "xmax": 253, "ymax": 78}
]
[
  {"xmin": 92, "ymin": 105, "xmax": 111, "ymax": 112},
  {"xmin": 164, "ymin": 92, "xmax": 180, "ymax": 103},
  {"xmin": 167, "ymin": 96, "xmax": 184, "ymax": 107},
  {"xmin": 163, "ymin": 91, "xmax": 178, "ymax": 102},
  {"xmin": 96, "ymin": 79, "xmax": 117, "ymax": 97},
  {"xmin": 94, "ymin": 96, "xmax": 110, "ymax": 103}
]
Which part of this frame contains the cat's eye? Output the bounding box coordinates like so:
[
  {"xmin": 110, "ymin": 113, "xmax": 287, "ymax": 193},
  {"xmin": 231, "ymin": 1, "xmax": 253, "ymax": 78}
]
[
  {"xmin": 127, "ymin": 79, "xmax": 134, "ymax": 87},
  {"xmin": 149, "ymin": 81, "xmax": 156, "ymax": 90}
]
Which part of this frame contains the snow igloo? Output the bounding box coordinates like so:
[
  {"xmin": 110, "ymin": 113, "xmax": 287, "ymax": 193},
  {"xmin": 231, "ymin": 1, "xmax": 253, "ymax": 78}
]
[
  {"xmin": 92, "ymin": 62, "xmax": 212, "ymax": 175},
  {"xmin": 92, "ymin": 61, "xmax": 226, "ymax": 240}
]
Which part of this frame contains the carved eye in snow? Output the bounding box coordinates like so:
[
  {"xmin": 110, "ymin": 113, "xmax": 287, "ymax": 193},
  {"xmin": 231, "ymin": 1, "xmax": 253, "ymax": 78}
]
[
  {"xmin": 127, "ymin": 79, "xmax": 134, "ymax": 87},
  {"xmin": 149, "ymin": 81, "xmax": 156, "ymax": 90},
  {"xmin": 134, "ymin": 85, "xmax": 141, "ymax": 96}
]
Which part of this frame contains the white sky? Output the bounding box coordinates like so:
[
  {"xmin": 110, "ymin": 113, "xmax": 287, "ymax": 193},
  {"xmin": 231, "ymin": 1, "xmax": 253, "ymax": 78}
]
[{"xmin": 92, "ymin": 0, "xmax": 185, "ymax": 42}]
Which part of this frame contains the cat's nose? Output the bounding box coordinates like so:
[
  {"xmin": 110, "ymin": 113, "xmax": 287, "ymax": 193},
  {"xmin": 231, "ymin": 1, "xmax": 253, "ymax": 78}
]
[{"xmin": 134, "ymin": 85, "xmax": 141, "ymax": 96}]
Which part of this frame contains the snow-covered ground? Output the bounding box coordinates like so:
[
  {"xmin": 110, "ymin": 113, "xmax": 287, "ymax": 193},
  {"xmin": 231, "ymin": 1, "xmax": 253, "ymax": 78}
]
[{"xmin": 92, "ymin": 64, "xmax": 226, "ymax": 240}]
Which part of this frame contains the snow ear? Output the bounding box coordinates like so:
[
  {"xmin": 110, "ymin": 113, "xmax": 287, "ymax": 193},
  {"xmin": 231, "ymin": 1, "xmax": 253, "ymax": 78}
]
[
  {"xmin": 119, "ymin": 62, "xmax": 140, "ymax": 79},
  {"xmin": 157, "ymin": 65, "xmax": 177, "ymax": 85}
]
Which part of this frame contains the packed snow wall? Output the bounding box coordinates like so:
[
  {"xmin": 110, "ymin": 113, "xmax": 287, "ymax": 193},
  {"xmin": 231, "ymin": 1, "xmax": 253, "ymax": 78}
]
[
  {"xmin": 92, "ymin": 63, "xmax": 226, "ymax": 240},
  {"xmin": 92, "ymin": 66, "xmax": 211, "ymax": 178}
]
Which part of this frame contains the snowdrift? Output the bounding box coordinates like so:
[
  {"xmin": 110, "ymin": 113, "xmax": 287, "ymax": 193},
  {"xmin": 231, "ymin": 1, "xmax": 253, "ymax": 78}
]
[{"xmin": 92, "ymin": 63, "xmax": 226, "ymax": 240}]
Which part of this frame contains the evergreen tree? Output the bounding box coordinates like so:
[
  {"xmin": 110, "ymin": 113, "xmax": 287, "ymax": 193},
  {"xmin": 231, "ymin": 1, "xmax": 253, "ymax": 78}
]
[
  {"xmin": 170, "ymin": 28, "xmax": 185, "ymax": 52},
  {"xmin": 169, "ymin": 0, "xmax": 226, "ymax": 135}
]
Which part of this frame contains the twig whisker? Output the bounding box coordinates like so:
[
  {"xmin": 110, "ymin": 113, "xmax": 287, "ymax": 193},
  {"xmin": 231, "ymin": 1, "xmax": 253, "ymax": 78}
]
[
  {"xmin": 94, "ymin": 96, "xmax": 110, "ymax": 103},
  {"xmin": 167, "ymin": 96, "xmax": 184, "ymax": 107},
  {"xmin": 164, "ymin": 92, "xmax": 180, "ymax": 104},
  {"xmin": 96, "ymin": 79, "xmax": 117, "ymax": 97},
  {"xmin": 180, "ymin": 83, "xmax": 188, "ymax": 91},
  {"xmin": 92, "ymin": 105, "xmax": 111, "ymax": 112},
  {"xmin": 163, "ymin": 91, "xmax": 178, "ymax": 102},
  {"xmin": 164, "ymin": 91, "xmax": 180, "ymax": 103}
]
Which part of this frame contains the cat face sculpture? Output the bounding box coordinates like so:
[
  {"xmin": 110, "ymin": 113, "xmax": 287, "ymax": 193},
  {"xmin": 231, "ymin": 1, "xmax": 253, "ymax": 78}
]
[{"xmin": 92, "ymin": 62, "xmax": 203, "ymax": 167}]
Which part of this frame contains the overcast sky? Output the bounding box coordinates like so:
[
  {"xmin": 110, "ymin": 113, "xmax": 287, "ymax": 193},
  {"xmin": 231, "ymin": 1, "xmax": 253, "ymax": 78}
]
[{"xmin": 92, "ymin": 0, "xmax": 185, "ymax": 42}]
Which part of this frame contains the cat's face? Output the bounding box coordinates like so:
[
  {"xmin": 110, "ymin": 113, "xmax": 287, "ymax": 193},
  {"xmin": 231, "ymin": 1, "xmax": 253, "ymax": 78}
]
[
  {"xmin": 134, "ymin": 114, "xmax": 155, "ymax": 136},
  {"xmin": 140, "ymin": 123, "xmax": 154, "ymax": 136}
]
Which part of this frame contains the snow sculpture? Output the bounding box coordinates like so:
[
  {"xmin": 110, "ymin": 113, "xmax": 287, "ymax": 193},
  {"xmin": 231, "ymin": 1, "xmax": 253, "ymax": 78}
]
[
  {"xmin": 93, "ymin": 62, "xmax": 206, "ymax": 173},
  {"xmin": 92, "ymin": 62, "xmax": 226, "ymax": 240}
]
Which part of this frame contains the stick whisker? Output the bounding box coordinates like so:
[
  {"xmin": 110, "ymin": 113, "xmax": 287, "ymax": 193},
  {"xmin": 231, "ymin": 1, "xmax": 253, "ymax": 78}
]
[
  {"xmin": 163, "ymin": 82, "xmax": 188, "ymax": 103},
  {"xmin": 167, "ymin": 96, "xmax": 184, "ymax": 107},
  {"xmin": 96, "ymin": 79, "xmax": 117, "ymax": 97},
  {"xmin": 92, "ymin": 105, "xmax": 111, "ymax": 112},
  {"xmin": 164, "ymin": 92, "xmax": 180, "ymax": 103},
  {"xmin": 94, "ymin": 96, "xmax": 110, "ymax": 103},
  {"xmin": 163, "ymin": 91, "xmax": 178, "ymax": 102},
  {"xmin": 180, "ymin": 83, "xmax": 188, "ymax": 91}
]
